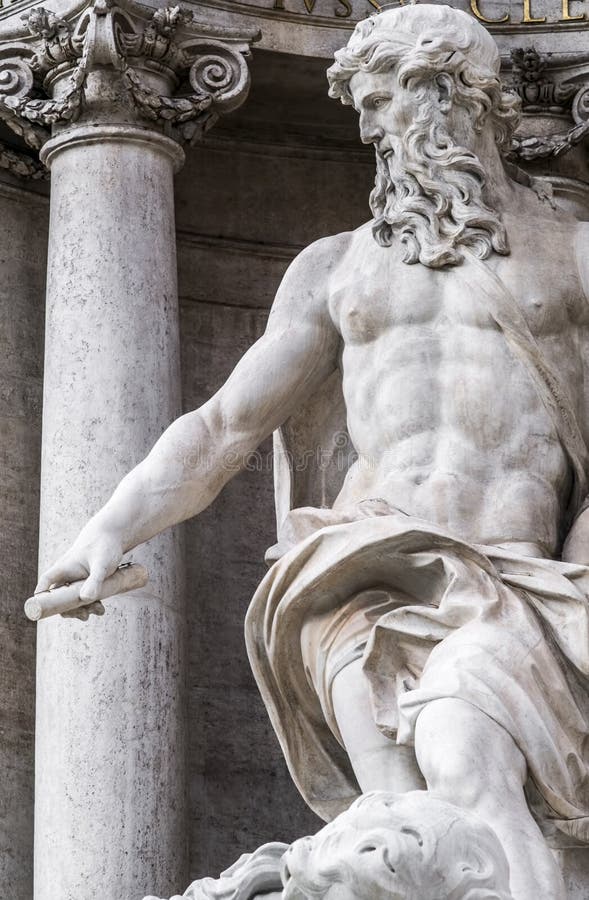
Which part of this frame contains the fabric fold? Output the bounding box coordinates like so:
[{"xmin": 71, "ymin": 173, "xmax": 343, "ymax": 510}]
[{"xmin": 245, "ymin": 506, "xmax": 589, "ymax": 845}]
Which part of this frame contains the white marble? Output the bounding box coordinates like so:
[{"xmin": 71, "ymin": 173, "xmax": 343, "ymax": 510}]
[
  {"xmin": 283, "ymin": 791, "xmax": 513, "ymax": 899},
  {"xmin": 0, "ymin": 3, "xmax": 259, "ymax": 897},
  {"xmin": 146, "ymin": 791, "xmax": 514, "ymax": 900},
  {"xmin": 35, "ymin": 121, "xmax": 188, "ymax": 900},
  {"xmin": 144, "ymin": 843, "xmax": 287, "ymax": 900},
  {"xmin": 36, "ymin": 5, "xmax": 589, "ymax": 899}
]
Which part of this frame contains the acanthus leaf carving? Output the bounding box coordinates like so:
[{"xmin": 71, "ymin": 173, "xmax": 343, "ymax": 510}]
[
  {"xmin": 0, "ymin": 54, "xmax": 86, "ymax": 149},
  {"xmin": 24, "ymin": 8, "xmax": 83, "ymax": 76},
  {"xmin": 508, "ymin": 118, "xmax": 589, "ymax": 162},
  {"xmin": 506, "ymin": 47, "xmax": 589, "ymax": 162},
  {"xmin": 0, "ymin": 0, "xmax": 258, "ymax": 166},
  {"xmin": 121, "ymin": 34, "xmax": 252, "ymax": 144},
  {"xmin": 123, "ymin": 65, "xmax": 217, "ymax": 143},
  {"xmin": 121, "ymin": 5, "xmax": 193, "ymax": 73}
]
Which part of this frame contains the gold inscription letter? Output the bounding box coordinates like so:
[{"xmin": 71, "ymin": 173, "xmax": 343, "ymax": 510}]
[
  {"xmin": 335, "ymin": 0, "xmax": 353, "ymax": 15},
  {"xmin": 560, "ymin": 0, "xmax": 585, "ymax": 19},
  {"xmin": 470, "ymin": 0, "xmax": 510, "ymax": 23},
  {"xmin": 303, "ymin": 0, "xmax": 317, "ymax": 10},
  {"xmin": 522, "ymin": 0, "xmax": 547, "ymax": 21},
  {"xmin": 366, "ymin": 0, "xmax": 382, "ymax": 10}
]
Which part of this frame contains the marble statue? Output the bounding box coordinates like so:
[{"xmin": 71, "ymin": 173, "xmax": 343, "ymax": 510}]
[
  {"xmin": 36, "ymin": 4, "xmax": 589, "ymax": 898},
  {"xmin": 144, "ymin": 791, "xmax": 513, "ymax": 900},
  {"xmin": 281, "ymin": 791, "xmax": 514, "ymax": 900}
]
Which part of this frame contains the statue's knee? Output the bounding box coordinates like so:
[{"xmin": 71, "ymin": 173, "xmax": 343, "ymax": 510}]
[{"xmin": 414, "ymin": 698, "xmax": 525, "ymax": 810}]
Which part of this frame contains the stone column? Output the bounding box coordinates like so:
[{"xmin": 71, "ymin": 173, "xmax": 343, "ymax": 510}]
[
  {"xmin": 0, "ymin": 5, "xmax": 256, "ymax": 899},
  {"xmin": 36, "ymin": 124, "xmax": 186, "ymax": 900}
]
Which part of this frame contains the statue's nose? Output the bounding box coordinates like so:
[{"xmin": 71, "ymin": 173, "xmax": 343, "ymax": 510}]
[{"xmin": 359, "ymin": 113, "xmax": 384, "ymax": 146}]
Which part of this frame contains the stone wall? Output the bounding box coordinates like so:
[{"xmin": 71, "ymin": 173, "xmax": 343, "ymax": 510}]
[
  {"xmin": 175, "ymin": 48, "xmax": 374, "ymax": 879},
  {"xmin": 0, "ymin": 169, "xmax": 48, "ymax": 900}
]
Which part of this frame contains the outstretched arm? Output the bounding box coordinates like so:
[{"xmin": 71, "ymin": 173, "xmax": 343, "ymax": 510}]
[{"xmin": 37, "ymin": 238, "xmax": 342, "ymax": 599}]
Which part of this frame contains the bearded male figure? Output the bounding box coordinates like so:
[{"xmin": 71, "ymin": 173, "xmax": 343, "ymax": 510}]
[{"xmin": 38, "ymin": 6, "xmax": 589, "ymax": 898}]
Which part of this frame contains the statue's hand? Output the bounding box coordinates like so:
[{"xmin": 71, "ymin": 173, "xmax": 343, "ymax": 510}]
[{"xmin": 35, "ymin": 525, "xmax": 124, "ymax": 620}]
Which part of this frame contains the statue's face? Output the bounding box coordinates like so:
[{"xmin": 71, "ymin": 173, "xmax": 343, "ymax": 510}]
[
  {"xmin": 281, "ymin": 805, "xmax": 425, "ymax": 900},
  {"xmin": 348, "ymin": 65, "xmax": 485, "ymax": 160},
  {"xmin": 348, "ymin": 70, "xmax": 412, "ymax": 153},
  {"xmin": 280, "ymin": 793, "xmax": 514, "ymax": 900}
]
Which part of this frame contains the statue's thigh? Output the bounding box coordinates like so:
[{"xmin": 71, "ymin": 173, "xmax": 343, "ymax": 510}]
[{"xmin": 331, "ymin": 657, "xmax": 425, "ymax": 793}]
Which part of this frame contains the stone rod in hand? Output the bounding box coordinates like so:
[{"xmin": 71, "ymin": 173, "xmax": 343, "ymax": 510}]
[{"xmin": 24, "ymin": 563, "xmax": 149, "ymax": 621}]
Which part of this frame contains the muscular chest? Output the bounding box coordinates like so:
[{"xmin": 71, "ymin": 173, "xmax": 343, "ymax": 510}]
[{"xmin": 331, "ymin": 252, "xmax": 584, "ymax": 348}]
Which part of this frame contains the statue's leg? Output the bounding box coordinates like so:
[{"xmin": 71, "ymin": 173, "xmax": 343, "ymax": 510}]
[
  {"xmin": 414, "ymin": 697, "xmax": 566, "ymax": 900},
  {"xmin": 331, "ymin": 656, "xmax": 425, "ymax": 792}
]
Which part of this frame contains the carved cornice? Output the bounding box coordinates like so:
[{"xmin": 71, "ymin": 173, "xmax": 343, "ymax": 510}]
[
  {"xmin": 506, "ymin": 46, "xmax": 589, "ymax": 162},
  {"xmin": 0, "ymin": 0, "xmax": 259, "ymax": 154}
]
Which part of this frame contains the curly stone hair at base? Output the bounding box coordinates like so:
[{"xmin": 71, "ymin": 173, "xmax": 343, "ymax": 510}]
[
  {"xmin": 326, "ymin": 5, "xmax": 522, "ymax": 268},
  {"xmin": 281, "ymin": 790, "xmax": 514, "ymax": 900}
]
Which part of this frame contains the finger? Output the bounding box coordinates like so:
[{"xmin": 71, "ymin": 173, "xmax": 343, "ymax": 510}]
[
  {"xmin": 79, "ymin": 561, "xmax": 115, "ymax": 602},
  {"xmin": 35, "ymin": 559, "xmax": 88, "ymax": 594}
]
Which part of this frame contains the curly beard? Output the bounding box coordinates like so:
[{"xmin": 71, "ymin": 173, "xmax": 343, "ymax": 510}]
[{"xmin": 370, "ymin": 110, "xmax": 510, "ymax": 269}]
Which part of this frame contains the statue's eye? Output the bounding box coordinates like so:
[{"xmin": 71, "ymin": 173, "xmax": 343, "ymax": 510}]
[{"xmin": 372, "ymin": 97, "xmax": 388, "ymax": 109}]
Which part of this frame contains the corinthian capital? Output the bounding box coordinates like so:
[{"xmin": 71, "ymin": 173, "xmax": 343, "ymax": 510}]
[{"xmin": 0, "ymin": 0, "xmax": 259, "ymax": 152}]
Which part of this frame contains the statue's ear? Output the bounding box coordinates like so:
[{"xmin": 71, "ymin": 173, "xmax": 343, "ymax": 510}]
[{"xmin": 434, "ymin": 72, "xmax": 453, "ymax": 113}]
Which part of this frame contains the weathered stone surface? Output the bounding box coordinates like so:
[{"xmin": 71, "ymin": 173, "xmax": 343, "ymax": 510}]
[
  {"xmin": 180, "ymin": 299, "xmax": 322, "ymax": 879},
  {"xmin": 0, "ymin": 175, "xmax": 47, "ymax": 900},
  {"xmin": 174, "ymin": 59, "xmax": 374, "ymax": 873},
  {"xmin": 6, "ymin": 0, "xmax": 589, "ymax": 897},
  {"xmin": 35, "ymin": 130, "xmax": 188, "ymax": 900},
  {"xmin": 0, "ymin": 3, "xmax": 260, "ymax": 898},
  {"xmin": 42, "ymin": 8, "xmax": 589, "ymax": 899}
]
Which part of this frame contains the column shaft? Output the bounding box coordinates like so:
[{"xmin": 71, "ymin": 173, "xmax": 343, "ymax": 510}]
[{"xmin": 35, "ymin": 127, "xmax": 187, "ymax": 900}]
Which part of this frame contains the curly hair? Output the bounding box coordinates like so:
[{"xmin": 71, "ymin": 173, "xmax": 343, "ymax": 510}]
[
  {"xmin": 283, "ymin": 791, "xmax": 514, "ymax": 900},
  {"xmin": 327, "ymin": 5, "xmax": 520, "ymax": 149},
  {"xmin": 326, "ymin": 6, "xmax": 522, "ymax": 267}
]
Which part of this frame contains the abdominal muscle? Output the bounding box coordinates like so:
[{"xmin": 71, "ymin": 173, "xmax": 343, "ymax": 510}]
[
  {"xmin": 333, "ymin": 345, "xmax": 570, "ymax": 556},
  {"xmin": 334, "ymin": 457, "xmax": 565, "ymax": 556}
]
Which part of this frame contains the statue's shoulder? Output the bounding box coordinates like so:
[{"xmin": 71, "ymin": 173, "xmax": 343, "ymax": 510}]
[
  {"xmin": 281, "ymin": 223, "xmax": 375, "ymax": 302},
  {"xmin": 294, "ymin": 228, "xmax": 358, "ymax": 269}
]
